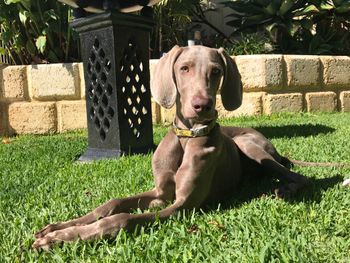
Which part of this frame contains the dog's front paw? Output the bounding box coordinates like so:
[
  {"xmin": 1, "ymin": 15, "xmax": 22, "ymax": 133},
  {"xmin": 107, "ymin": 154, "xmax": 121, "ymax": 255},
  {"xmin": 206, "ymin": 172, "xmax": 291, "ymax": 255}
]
[
  {"xmin": 33, "ymin": 228, "xmax": 79, "ymax": 250},
  {"xmin": 32, "ymin": 237, "xmax": 55, "ymax": 250},
  {"xmin": 35, "ymin": 223, "xmax": 63, "ymax": 238},
  {"xmin": 32, "ymin": 231, "xmax": 61, "ymax": 250}
]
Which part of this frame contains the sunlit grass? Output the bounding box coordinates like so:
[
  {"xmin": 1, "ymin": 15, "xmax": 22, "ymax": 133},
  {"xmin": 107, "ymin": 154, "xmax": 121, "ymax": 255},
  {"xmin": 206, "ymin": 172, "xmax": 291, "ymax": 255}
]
[{"xmin": 0, "ymin": 112, "xmax": 349, "ymax": 262}]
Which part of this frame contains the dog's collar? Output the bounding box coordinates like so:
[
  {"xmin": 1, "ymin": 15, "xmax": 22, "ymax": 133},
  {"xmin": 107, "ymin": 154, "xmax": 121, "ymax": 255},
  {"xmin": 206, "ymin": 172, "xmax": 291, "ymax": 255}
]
[{"xmin": 173, "ymin": 119, "xmax": 217, "ymax": 138}]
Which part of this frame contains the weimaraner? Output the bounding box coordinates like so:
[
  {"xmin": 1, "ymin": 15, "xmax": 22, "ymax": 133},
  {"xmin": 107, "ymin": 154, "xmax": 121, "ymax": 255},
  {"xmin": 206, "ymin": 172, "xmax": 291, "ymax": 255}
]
[{"xmin": 33, "ymin": 45, "xmax": 309, "ymax": 249}]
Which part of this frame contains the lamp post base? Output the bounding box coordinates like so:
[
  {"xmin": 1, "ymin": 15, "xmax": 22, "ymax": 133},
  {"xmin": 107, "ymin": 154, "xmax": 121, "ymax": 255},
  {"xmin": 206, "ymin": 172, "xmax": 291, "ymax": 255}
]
[{"xmin": 72, "ymin": 11, "xmax": 155, "ymax": 162}]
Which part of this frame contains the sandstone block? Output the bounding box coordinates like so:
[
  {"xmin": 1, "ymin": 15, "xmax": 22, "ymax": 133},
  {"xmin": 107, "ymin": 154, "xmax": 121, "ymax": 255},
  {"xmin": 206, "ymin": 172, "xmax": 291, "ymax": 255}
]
[
  {"xmin": 151, "ymin": 99, "xmax": 161, "ymax": 123},
  {"xmin": 340, "ymin": 91, "xmax": 350, "ymax": 112},
  {"xmin": 29, "ymin": 63, "xmax": 80, "ymax": 100},
  {"xmin": 149, "ymin": 59, "xmax": 158, "ymax": 84},
  {"xmin": 321, "ymin": 56, "xmax": 350, "ymax": 88},
  {"xmin": 0, "ymin": 65, "xmax": 28, "ymax": 101},
  {"xmin": 8, "ymin": 102, "xmax": 56, "ymax": 134},
  {"xmin": 306, "ymin": 92, "xmax": 337, "ymax": 112},
  {"xmin": 160, "ymin": 106, "xmax": 176, "ymax": 124},
  {"xmin": 217, "ymin": 92, "xmax": 263, "ymax": 117},
  {"xmin": 285, "ymin": 55, "xmax": 321, "ymax": 88},
  {"xmin": 264, "ymin": 93, "xmax": 303, "ymax": 114},
  {"xmin": 57, "ymin": 100, "xmax": 87, "ymax": 132},
  {"xmin": 78, "ymin": 63, "xmax": 86, "ymax": 99},
  {"xmin": 235, "ymin": 55, "xmax": 284, "ymax": 91},
  {"xmin": 0, "ymin": 102, "xmax": 8, "ymax": 135}
]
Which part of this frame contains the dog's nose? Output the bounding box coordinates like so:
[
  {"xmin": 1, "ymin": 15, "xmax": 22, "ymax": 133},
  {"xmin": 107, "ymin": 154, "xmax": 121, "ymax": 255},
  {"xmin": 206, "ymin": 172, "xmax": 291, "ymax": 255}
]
[{"xmin": 192, "ymin": 95, "xmax": 213, "ymax": 113}]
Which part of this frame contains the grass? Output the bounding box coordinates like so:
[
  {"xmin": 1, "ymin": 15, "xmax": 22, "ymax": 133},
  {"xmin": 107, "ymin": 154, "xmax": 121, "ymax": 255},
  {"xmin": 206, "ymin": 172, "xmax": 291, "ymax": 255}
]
[{"xmin": 0, "ymin": 112, "xmax": 350, "ymax": 262}]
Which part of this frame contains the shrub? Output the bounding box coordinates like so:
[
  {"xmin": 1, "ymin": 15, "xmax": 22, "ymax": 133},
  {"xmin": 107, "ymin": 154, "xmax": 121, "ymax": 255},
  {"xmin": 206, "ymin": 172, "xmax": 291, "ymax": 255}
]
[
  {"xmin": 225, "ymin": 32, "xmax": 273, "ymax": 55},
  {"xmin": 151, "ymin": 0, "xmax": 226, "ymax": 58},
  {"xmin": 0, "ymin": 0, "xmax": 79, "ymax": 64},
  {"xmin": 223, "ymin": 0, "xmax": 350, "ymax": 55},
  {"xmin": 151, "ymin": 0, "xmax": 194, "ymax": 58}
]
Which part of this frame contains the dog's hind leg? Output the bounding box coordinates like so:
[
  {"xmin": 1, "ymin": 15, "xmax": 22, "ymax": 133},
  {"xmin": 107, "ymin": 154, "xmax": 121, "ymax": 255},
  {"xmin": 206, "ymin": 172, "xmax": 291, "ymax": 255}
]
[{"xmin": 233, "ymin": 133, "xmax": 309, "ymax": 196}]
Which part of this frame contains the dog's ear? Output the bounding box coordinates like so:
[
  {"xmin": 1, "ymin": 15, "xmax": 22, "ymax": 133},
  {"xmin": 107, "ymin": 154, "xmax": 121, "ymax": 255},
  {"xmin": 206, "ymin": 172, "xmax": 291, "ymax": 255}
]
[
  {"xmin": 218, "ymin": 48, "xmax": 242, "ymax": 111},
  {"xmin": 151, "ymin": 45, "xmax": 183, "ymax": 109}
]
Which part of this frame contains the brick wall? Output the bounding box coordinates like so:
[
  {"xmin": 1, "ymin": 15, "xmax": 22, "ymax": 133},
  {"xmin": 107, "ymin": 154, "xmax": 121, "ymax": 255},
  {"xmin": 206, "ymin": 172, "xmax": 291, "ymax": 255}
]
[{"xmin": 1, "ymin": 55, "xmax": 349, "ymax": 135}]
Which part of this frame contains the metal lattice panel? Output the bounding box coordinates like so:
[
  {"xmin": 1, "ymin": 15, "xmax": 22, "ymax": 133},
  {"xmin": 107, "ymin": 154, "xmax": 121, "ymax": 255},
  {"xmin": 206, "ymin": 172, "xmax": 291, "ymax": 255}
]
[
  {"xmin": 86, "ymin": 38, "xmax": 114, "ymax": 142},
  {"xmin": 120, "ymin": 39, "xmax": 148, "ymax": 139},
  {"xmin": 72, "ymin": 11, "xmax": 155, "ymax": 161}
]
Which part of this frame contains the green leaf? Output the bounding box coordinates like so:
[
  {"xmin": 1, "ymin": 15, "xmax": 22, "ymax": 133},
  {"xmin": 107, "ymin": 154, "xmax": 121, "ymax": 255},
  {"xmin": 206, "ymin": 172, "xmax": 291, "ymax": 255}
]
[
  {"xmin": 319, "ymin": 3, "xmax": 335, "ymax": 10},
  {"xmin": 44, "ymin": 9, "xmax": 59, "ymax": 21},
  {"xmin": 280, "ymin": 0, "xmax": 295, "ymax": 15},
  {"xmin": 332, "ymin": 0, "xmax": 344, "ymax": 7},
  {"xmin": 254, "ymin": 0, "xmax": 271, "ymax": 7},
  {"xmin": 335, "ymin": 2, "xmax": 350, "ymax": 13},
  {"xmin": 264, "ymin": 1, "xmax": 279, "ymax": 15},
  {"xmin": 47, "ymin": 50, "xmax": 59, "ymax": 63},
  {"xmin": 266, "ymin": 22, "xmax": 279, "ymax": 33},
  {"xmin": 35, "ymin": 36, "xmax": 47, "ymax": 54},
  {"xmin": 25, "ymin": 40, "xmax": 36, "ymax": 55},
  {"xmin": 19, "ymin": 10, "xmax": 29, "ymax": 25},
  {"xmin": 0, "ymin": 47, "xmax": 6, "ymax": 55},
  {"xmin": 246, "ymin": 14, "xmax": 271, "ymax": 22},
  {"xmin": 4, "ymin": 0, "xmax": 21, "ymax": 4},
  {"xmin": 296, "ymin": 5, "xmax": 320, "ymax": 16},
  {"xmin": 300, "ymin": 18, "xmax": 314, "ymax": 30},
  {"xmin": 0, "ymin": 31, "xmax": 13, "ymax": 44},
  {"xmin": 21, "ymin": 0, "xmax": 31, "ymax": 10}
]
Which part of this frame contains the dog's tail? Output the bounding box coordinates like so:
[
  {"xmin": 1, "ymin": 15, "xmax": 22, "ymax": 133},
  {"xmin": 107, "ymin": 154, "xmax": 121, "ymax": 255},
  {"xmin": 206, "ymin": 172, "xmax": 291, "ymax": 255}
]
[{"xmin": 283, "ymin": 156, "xmax": 350, "ymax": 169}]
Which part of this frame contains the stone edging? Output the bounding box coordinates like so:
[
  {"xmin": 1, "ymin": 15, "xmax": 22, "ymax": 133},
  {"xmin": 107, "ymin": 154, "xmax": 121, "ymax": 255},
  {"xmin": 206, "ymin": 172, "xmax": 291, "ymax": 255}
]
[{"xmin": 1, "ymin": 54, "xmax": 349, "ymax": 135}]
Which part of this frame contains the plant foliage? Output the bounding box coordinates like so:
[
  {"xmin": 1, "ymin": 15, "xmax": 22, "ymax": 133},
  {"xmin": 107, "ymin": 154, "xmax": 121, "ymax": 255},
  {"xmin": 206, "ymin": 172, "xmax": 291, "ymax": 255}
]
[
  {"xmin": 151, "ymin": 0, "xmax": 229, "ymax": 57},
  {"xmin": 0, "ymin": 0, "xmax": 223, "ymax": 62},
  {"xmin": 151, "ymin": 0, "xmax": 194, "ymax": 57},
  {"xmin": 225, "ymin": 32, "xmax": 273, "ymax": 55},
  {"xmin": 0, "ymin": 0, "xmax": 79, "ymax": 64},
  {"xmin": 223, "ymin": 0, "xmax": 350, "ymax": 55}
]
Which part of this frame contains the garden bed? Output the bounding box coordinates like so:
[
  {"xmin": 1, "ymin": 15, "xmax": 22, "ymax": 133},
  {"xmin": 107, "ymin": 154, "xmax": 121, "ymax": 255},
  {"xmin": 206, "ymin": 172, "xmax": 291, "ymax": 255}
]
[{"xmin": 0, "ymin": 113, "xmax": 349, "ymax": 261}]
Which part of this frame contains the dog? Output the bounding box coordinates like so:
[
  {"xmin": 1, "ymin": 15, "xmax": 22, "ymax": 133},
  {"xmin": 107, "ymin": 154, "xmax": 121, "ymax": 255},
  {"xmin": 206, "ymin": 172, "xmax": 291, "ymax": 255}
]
[{"xmin": 32, "ymin": 45, "xmax": 309, "ymax": 249}]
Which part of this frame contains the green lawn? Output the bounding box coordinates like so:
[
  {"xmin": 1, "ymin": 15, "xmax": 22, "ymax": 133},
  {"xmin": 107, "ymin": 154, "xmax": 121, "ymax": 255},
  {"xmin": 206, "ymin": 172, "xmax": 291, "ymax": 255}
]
[{"xmin": 1, "ymin": 112, "xmax": 350, "ymax": 262}]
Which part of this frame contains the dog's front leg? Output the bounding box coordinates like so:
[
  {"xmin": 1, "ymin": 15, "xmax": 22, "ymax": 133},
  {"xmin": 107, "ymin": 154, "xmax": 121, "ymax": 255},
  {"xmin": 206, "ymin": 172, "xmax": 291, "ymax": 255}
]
[
  {"xmin": 33, "ymin": 176, "xmax": 197, "ymax": 250},
  {"xmin": 33, "ymin": 145, "xmax": 213, "ymax": 250},
  {"xmin": 34, "ymin": 189, "xmax": 164, "ymax": 239},
  {"xmin": 32, "ymin": 199, "xmax": 186, "ymax": 250},
  {"xmin": 33, "ymin": 164, "xmax": 207, "ymax": 250}
]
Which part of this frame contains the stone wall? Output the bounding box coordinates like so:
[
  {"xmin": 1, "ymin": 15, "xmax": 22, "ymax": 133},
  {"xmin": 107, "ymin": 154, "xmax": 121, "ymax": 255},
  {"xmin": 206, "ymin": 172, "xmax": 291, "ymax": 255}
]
[
  {"xmin": 158, "ymin": 55, "xmax": 350, "ymax": 123},
  {"xmin": 0, "ymin": 63, "xmax": 86, "ymax": 135},
  {"xmin": 0, "ymin": 55, "xmax": 349, "ymax": 135}
]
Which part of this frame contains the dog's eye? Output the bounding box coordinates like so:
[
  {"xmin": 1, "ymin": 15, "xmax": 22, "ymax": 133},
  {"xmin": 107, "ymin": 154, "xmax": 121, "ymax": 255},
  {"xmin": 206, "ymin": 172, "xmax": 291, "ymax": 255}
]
[
  {"xmin": 212, "ymin": 68, "xmax": 221, "ymax": 75},
  {"xmin": 180, "ymin": 66, "xmax": 189, "ymax": 73}
]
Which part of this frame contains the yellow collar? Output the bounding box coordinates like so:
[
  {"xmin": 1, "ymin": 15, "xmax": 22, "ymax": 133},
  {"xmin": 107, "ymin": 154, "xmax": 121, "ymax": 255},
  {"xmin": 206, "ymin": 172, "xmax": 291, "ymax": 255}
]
[{"xmin": 173, "ymin": 119, "xmax": 217, "ymax": 138}]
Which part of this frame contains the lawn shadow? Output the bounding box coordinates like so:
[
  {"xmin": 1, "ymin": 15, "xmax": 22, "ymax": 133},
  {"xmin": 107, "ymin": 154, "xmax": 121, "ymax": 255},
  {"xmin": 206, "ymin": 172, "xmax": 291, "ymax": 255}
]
[
  {"xmin": 254, "ymin": 124, "xmax": 335, "ymax": 139},
  {"xmin": 289, "ymin": 174, "xmax": 344, "ymax": 203},
  {"xmin": 216, "ymin": 174, "xmax": 344, "ymax": 211}
]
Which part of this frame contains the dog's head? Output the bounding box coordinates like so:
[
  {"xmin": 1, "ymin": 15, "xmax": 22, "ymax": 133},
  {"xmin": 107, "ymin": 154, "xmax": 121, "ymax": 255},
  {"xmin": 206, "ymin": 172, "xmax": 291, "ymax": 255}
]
[{"xmin": 151, "ymin": 45, "xmax": 242, "ymax": 124}]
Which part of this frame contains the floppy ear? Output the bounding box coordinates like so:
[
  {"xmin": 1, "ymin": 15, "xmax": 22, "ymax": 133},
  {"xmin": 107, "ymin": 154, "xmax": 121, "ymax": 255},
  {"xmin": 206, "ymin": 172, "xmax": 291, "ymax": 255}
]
[
  {"xmin": 218, "ymin": 48, "xmax": 242, "ymax": 111},
  {"xmin": 151, "ymin": 45, "xmax": 183, "ymax": 109}
]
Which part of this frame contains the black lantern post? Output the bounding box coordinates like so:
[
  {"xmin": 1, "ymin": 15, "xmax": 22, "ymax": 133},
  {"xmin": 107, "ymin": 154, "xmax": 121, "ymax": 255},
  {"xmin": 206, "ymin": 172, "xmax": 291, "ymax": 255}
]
[{"xmin": 71, "ymin": 11, "xmax": 155, "ymax": 161}]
